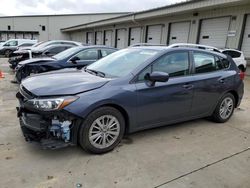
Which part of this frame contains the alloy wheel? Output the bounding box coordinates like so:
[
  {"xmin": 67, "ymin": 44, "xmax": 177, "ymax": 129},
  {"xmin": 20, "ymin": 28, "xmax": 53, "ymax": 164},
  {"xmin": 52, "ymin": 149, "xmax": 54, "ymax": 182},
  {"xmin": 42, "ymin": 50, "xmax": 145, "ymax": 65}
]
[
  {"xmin": 219, "ymin": 97, "xmax": 234, "ymax": 120},
  {"xmin": 88, "ymin": 115, "xmax": 120, "ymax": 149}
]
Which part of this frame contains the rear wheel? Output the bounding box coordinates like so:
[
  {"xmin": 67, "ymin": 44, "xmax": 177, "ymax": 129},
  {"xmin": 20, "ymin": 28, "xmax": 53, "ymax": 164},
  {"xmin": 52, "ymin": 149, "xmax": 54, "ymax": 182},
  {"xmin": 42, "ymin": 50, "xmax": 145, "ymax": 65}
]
[
  {"xmin": 211, "ymin": 93, "xmax": 235, "ymax": 123},
  {"xmin": 79, "ymin": 107, "xmax": 125, "ymax": 154}
]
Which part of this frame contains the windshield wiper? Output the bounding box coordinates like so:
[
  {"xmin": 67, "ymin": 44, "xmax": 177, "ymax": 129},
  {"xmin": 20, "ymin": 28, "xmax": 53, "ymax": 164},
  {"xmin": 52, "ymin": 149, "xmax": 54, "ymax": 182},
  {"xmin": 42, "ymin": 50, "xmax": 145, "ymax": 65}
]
[{"xmin": 85, "ymin": 68, "xmax": 105, "ymax": 78}]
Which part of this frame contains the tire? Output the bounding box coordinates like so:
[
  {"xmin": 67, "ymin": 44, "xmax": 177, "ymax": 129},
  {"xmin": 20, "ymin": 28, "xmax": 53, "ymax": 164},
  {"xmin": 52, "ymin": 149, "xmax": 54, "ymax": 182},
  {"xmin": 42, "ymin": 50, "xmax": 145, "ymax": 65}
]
[
  {"xmin": 4, "ymin": 50, "xmax": 12, "ymax": 57},
  {"xmin": 79, "ymin": 107, "xmax": 125, "ymax": 154},
  {"xmin": 211, "ymin": 93, "xmax": 235, "ymax": 123}
]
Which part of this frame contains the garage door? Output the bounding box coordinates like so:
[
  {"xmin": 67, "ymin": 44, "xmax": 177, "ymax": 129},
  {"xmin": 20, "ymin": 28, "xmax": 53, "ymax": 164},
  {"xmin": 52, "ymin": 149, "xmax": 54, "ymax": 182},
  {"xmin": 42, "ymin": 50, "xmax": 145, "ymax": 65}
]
[
  {"xmin": 7, "ymin": 33, "xmax": 15, "ymax": 39},
  {"xmin": 116, "ymin": 29, "xmax": 126, "ymax": 49},
  {"xmin": 241, "ymin": 15, "xmax": 250, "ymax": 58},
  {"xmin": 0, "ymin": 33, "xmax": 7, "ymax": 41},
  {"xmin": 32, "ymin": 34, "xmax": 39, "ymax": 40},
  {"xmin": 169, "ymin": 21, "xmax": 191, "ymax": 45},
  {"xmin": 95, "ymin": 31, "xmax": 102, "ymax": 45},
  {"xmin": 24, "ymin": 33, "xmax": 32, "ymax": 39},
  {"xmin": 104, "ymin": 30, "xmax": 112, "ymax": 47},
  {"xmin": 87, "ymin": 32, "xmax": 94, "ymax": 44},
  {"xmin": 146, "ymin": 25, "xmax": 162, "ymax": 44},
  {"xmin": 199, "ymin": 17, "xmax": 230, "ymax": 48},
  {"xmin": 129, "ymin": 27, "xmax": 141, "ymax": 46},
  {"xmin": 16, "ymin": 33, "xmax": 23, "ymax": 39}
]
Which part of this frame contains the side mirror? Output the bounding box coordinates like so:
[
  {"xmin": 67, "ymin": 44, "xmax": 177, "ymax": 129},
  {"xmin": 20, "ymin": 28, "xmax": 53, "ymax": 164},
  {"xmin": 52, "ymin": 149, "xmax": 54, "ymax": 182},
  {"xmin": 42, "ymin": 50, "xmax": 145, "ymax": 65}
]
[
  {"xmin": 70, "ymin": 56, "xmax": 80, "ymax": 64},
  {"xmin": 144, "ymin": 71, "xmax": 169, "ymax": 86}
]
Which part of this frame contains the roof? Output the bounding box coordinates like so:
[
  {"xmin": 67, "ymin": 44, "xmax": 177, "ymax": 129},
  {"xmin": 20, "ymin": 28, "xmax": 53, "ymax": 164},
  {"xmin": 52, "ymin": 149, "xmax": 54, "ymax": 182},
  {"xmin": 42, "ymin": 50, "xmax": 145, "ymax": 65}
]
[
  {"xmin": 61, "ymin": 0, "xmax": 248, "ymax": 32},
  {"xmin": 0, "ymin": 12, "xmax": 130, "ymax": 18}
]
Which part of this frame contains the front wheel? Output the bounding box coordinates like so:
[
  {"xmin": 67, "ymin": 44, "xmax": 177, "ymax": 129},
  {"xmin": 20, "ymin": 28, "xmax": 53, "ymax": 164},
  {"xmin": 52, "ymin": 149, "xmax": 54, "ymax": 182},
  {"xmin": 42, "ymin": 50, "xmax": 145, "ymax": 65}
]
[
  {"xmin": 4, "ymin": 50, "xmax": 12, "ymax": 57},
  {"xmin": 211, "ymin": 93, "xmax": 235, "ymax": 123},
  {"xmin": 79, "ymin": 107, "xmax": 125, "ymax": 154}
]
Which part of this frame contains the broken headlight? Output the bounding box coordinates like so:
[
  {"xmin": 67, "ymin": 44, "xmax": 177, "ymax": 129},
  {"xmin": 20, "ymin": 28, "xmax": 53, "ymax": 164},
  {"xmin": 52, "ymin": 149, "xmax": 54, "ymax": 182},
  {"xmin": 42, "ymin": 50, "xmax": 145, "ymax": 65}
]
[{"xmin": 26, "ymin": 96, "xmax": 78, "ymax": 111}]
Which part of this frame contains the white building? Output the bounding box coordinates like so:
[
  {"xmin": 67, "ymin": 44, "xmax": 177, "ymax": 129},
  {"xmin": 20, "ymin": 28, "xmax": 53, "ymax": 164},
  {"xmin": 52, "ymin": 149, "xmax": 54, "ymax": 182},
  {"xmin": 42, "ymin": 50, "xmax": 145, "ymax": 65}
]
[
  {"xmin": 61, "ymin": 0, "xmax": 250, "ymax": 58},
  {"xmin": 0, "ymin": 12, "xmax": 128, "ymax": 42},
  {"xmin": 1, "ymin": 0, "xmax": 250, "ymax": 59}
]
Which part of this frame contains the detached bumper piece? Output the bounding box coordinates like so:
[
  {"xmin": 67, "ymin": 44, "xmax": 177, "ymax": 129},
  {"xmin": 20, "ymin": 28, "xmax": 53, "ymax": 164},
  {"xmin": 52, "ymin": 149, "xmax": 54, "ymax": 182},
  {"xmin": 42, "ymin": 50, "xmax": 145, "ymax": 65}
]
[{"xmin": 17, "ymin": 107, "xmax": 77, "ymax": 149}]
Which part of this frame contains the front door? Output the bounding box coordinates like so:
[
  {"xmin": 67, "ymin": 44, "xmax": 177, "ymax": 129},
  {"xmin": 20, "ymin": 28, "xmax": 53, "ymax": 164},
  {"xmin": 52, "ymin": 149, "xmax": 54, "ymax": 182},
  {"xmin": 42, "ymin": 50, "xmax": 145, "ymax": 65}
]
[{"xmin": 135, "ymin": 51, "xmax": 194, "ymax": 128}]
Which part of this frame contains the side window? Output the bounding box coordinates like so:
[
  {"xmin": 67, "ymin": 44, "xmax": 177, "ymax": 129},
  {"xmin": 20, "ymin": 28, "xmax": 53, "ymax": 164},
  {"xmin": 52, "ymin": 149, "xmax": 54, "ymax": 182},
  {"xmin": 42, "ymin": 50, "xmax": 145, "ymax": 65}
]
[
  {"xmin": 152, "ymin": 52, "xmax": 189, "ymax": 77},
  {"xmin": 101, "ymin": 49, "xmax": 116, "ymax": 58},
  {"xmin": 193, "ymin": 52, "xmax": 218, "ymax": 74},
  {"xmin": 221, "ymin": 58, "xmax": 230, "ymax": 69},
  {"xmin": 5, "ymin": 40, "xmax": 18, "ymax": 46},
  {"xmin": 48, "ymin": 47, "xmax": 65, "ymax": 54},
  {"xmin": 73, "ymin": 49, "xmax": 98, "ymax": 60},
  {"xmin": 137, "ymin": 66, "xmax": 151, "ymax": 81},
  {"xmin": 137, "ymin": 52, "xmax": 189, "ymax": 82},
  {"xmin": 222, "ymin": 50, "xmax": 241, "ymax": 58}
]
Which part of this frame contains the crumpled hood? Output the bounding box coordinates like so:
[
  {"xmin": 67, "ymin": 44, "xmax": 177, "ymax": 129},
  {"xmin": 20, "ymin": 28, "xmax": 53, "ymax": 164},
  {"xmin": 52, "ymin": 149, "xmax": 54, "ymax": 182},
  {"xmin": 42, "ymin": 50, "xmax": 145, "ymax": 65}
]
[
  {"xmin": 21, "ymin": 69, "xmax": 110, "ymax": 96},
  {"xmin": 19, "ymin": 57, "xmax": 55, "ymax": 66}
]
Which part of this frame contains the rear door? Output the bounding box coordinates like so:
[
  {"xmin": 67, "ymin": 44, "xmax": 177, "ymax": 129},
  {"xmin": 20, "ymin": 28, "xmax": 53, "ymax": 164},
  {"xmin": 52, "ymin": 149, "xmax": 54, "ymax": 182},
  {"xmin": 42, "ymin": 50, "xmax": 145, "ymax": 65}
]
[
  {"xmin": 135, "ymin": 50, "xmax": 194, "ymax": 128},
  {"xmin": 190, "ymin": 51, "xmax": 232, "ymax": 116}
]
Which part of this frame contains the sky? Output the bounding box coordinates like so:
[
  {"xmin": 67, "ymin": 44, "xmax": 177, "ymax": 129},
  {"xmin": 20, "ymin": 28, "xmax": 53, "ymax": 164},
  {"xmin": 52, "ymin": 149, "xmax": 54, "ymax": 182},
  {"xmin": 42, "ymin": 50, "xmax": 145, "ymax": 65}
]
[{"xmin": 0, "ymin": 0, "xmax": 185, "ymax": 16}]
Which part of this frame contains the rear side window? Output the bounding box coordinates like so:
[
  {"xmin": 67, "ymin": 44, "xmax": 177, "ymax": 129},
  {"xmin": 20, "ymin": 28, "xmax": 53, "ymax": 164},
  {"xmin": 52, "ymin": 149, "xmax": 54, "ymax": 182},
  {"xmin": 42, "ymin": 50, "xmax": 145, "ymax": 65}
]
[
  {"xmin": 222, "ymin": 50, "xmax": 241, "ymax": 58},
  {"xmin": 193, "ymin": 52, "xmax": 225, "ymax": 74},
  {"xmin": 220, "ymin": 58, "xmax": 230, "ymax": 69},
  {"xmin": 152, "ymin": 52, "xmax": 189, "ymax": 77}
]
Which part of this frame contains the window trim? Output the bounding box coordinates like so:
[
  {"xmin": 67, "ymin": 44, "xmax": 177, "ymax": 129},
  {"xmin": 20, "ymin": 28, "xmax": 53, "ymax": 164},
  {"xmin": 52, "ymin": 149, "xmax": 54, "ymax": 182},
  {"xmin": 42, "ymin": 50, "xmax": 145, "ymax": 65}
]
[{"xmin": 133, "ymin": 50, "xmax": 192, "ymax": 83}]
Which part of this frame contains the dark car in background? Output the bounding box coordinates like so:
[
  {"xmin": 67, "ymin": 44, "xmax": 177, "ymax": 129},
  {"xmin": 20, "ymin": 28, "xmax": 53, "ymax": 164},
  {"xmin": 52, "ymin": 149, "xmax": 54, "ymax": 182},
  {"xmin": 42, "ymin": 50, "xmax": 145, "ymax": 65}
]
[
  {"xmin": 9, "ymin": 40, "xmax": 82, "ymax": 69},
  {"xmin": 9, "ymin": 44, "xmax": 75, "ymax": 69},
  {"xmin": 15, "ymin": 46, "xmax": 117, "ymax": 82},
  {"xmin": 16, "ymin": 45, "xmax": 244, "ymax": 154}
]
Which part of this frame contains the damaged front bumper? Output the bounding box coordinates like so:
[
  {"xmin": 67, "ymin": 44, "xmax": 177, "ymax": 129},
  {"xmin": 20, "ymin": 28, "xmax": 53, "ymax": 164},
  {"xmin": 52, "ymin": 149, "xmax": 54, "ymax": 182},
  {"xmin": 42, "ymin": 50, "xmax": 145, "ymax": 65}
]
[{"xmin": 16, "ymin": 92, "xmax": 82, "ymax": 149}]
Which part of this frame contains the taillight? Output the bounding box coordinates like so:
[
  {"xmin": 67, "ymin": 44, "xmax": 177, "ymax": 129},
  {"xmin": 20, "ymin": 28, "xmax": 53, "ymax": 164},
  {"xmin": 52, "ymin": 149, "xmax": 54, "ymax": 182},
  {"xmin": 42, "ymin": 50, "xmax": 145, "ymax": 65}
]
[{"xmin": 239, "ymin": 71, "xmax": 245, "ymax": 80}]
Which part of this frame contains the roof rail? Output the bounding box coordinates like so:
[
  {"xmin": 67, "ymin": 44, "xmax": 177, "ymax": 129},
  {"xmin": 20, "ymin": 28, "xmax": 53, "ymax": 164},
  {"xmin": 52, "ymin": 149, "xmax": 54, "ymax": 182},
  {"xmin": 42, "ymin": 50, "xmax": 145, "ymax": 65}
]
[
  {"xmin": 129, "ymin": 43, "xmax": 166, "ymax": 47},
  {"xmin": 168, "ymin": 43, "xmax": 220, "ymax": 52}
]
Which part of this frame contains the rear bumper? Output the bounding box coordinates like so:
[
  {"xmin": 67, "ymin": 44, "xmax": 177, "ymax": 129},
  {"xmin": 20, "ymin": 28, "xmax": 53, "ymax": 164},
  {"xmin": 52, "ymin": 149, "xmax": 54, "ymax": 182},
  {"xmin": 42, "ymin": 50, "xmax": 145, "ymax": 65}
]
[{"xmin": 236, "ymin": 82, "xmax": 244, "ymax": 107}]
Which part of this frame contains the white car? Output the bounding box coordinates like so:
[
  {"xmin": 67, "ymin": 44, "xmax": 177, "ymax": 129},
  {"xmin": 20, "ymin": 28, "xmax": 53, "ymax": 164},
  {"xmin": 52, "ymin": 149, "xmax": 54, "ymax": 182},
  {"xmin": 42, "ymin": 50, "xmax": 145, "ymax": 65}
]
[{"xmin": 220, "ymin": 49, "xmax": 247, "ymax": 72}]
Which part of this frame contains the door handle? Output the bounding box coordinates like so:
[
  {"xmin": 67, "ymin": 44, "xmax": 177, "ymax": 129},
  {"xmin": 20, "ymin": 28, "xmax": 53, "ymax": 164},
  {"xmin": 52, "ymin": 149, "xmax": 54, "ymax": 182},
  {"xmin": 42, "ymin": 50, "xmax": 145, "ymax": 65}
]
[{"xmin": 182, "ymin": 84, "xmax": 194, "ymax": 90}]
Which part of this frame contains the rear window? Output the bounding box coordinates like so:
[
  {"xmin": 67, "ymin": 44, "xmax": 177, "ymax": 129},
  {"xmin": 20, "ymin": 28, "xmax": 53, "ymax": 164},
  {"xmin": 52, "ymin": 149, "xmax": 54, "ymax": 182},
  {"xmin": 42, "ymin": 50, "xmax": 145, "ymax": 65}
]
[{"xmin": 222, "ymin": 50, "xmax": 241, "ymax": 58}]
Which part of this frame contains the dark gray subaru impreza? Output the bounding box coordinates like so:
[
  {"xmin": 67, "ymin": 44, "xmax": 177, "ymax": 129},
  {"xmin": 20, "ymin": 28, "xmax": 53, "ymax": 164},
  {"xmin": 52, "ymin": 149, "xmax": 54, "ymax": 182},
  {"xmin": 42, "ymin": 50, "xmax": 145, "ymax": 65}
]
[{"xmin": 16, "ymin": 46, "xmax": 244, "ymax": 154}]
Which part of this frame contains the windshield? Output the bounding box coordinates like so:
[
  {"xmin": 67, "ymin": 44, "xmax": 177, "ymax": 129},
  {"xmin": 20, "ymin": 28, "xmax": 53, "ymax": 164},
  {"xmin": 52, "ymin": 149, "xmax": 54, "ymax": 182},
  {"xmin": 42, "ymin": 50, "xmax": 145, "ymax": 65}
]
[
  {"xmin": 53, "ymin": 47, "xmax": 81, "ymax": 60},
  {"xmin": 87, "ymin": 48, "xmax": 159, "ymax": 78}
]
